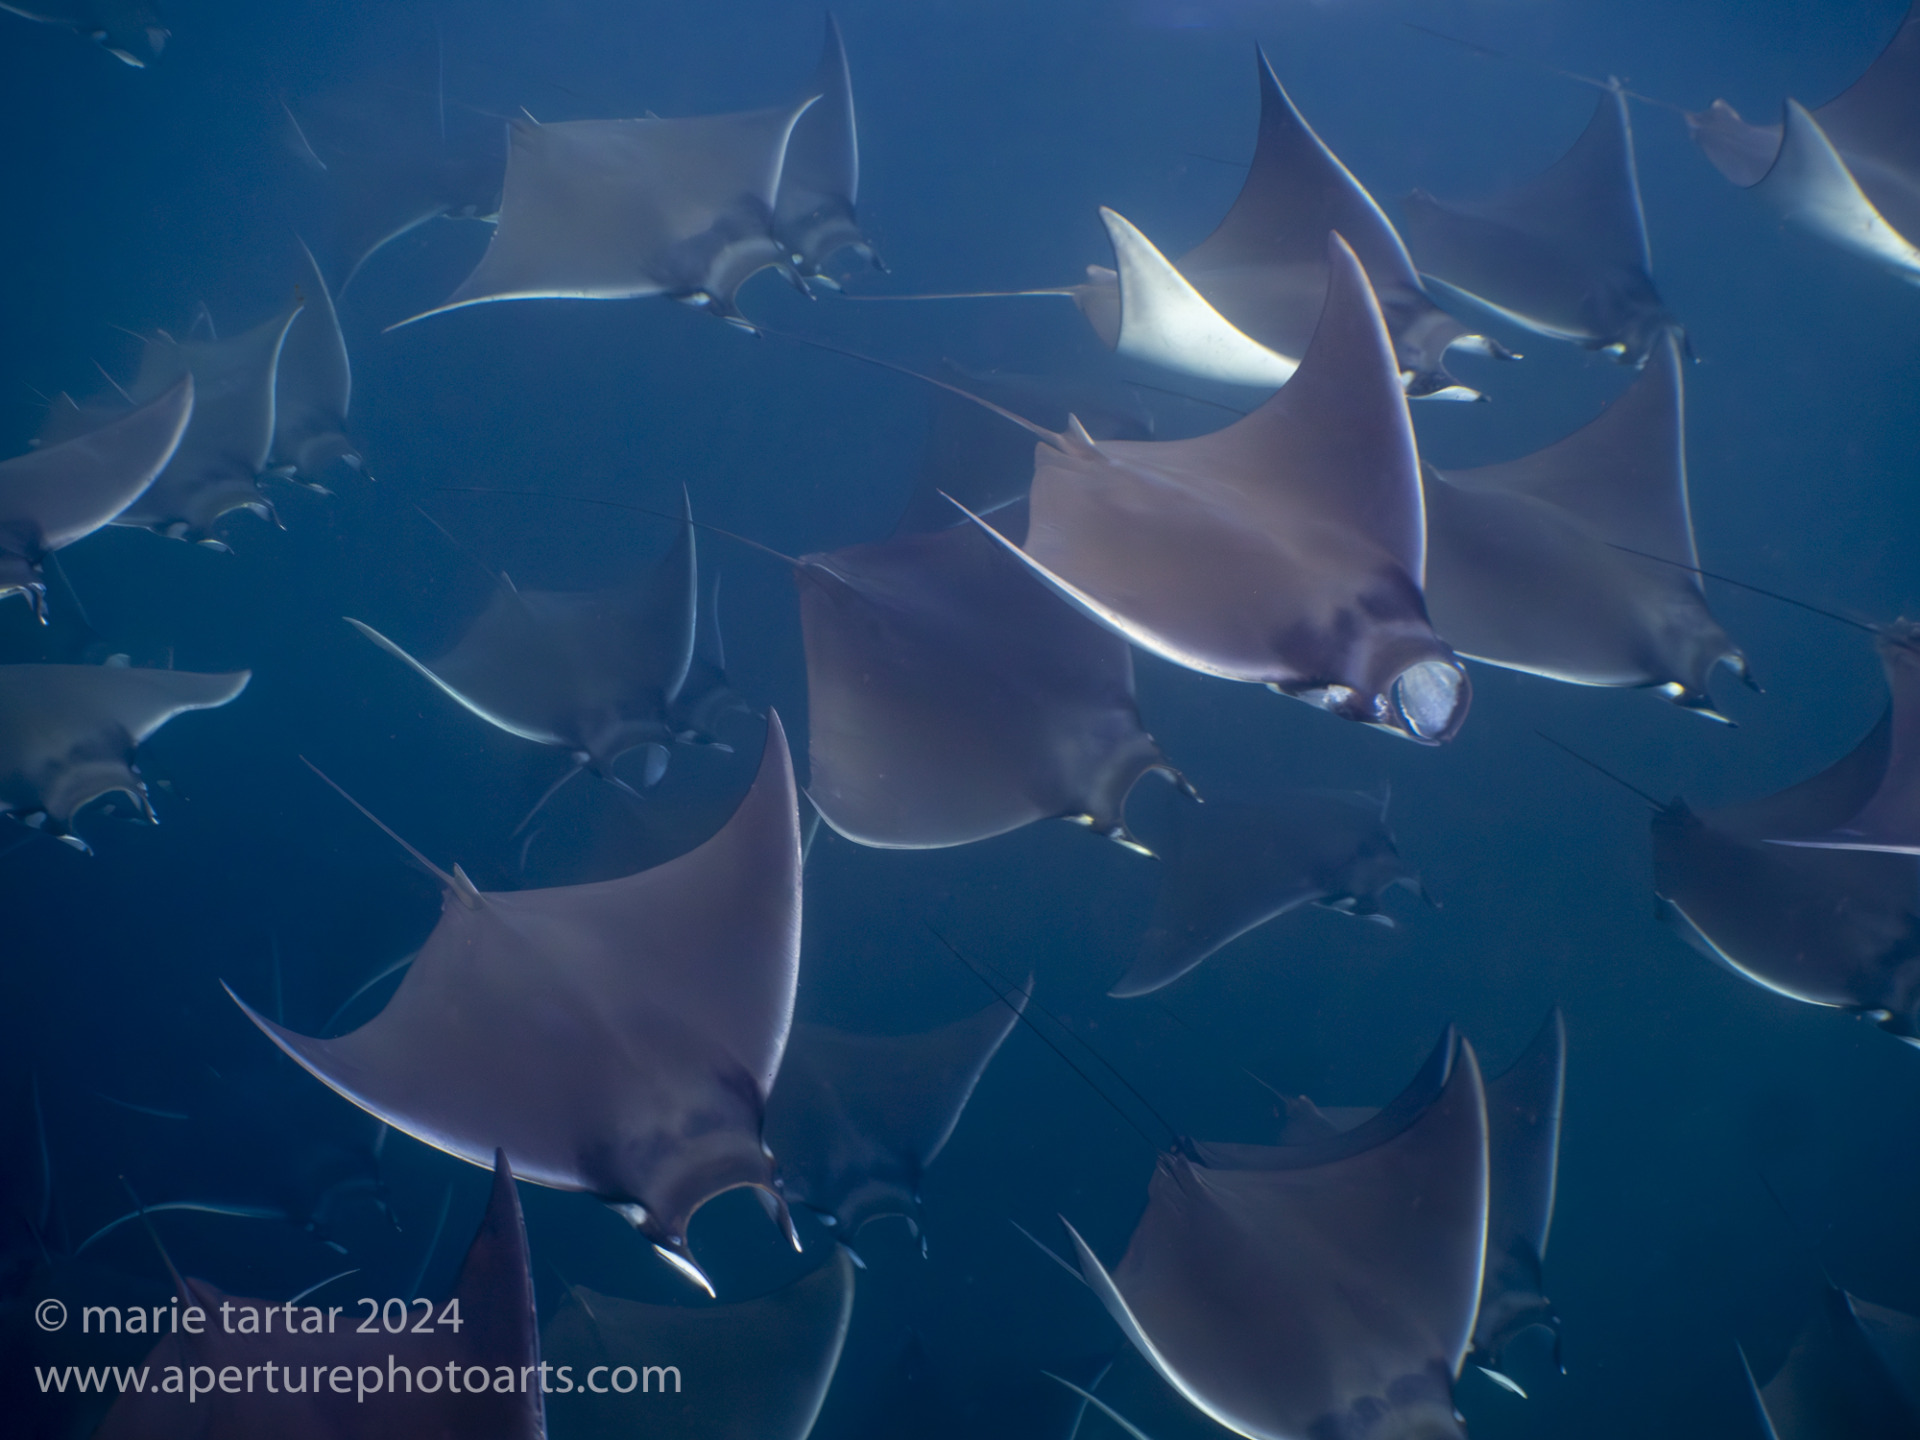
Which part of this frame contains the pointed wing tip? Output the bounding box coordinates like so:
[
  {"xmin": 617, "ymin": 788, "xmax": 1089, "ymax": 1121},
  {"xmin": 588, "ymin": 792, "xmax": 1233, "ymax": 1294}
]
[
  {"xmin": 222, "ymin": 979, "xmax": 300, "ymax": 1050},
  {"xmin": 1106, "ymin": 965, "xmax": 1169, "ymax": 1000},
  {"xmin": 208, "ymin": 670, "xmax": 252, "ymax": 706},
  {"xmin": 652, "ymin": 1242, "xmax": 717, "ymax": 1296},
  {"xmin": 761, "ymin": 706, "xmax": 792, "ymax": 767},
  {"xmin": 343, "ymin": 617, "xmax": 428, "ymax": 670},
  {"xmin": 1324, "ymin": 228, "xmax": 1362, "ymax": 271},
  {"xmin": 383, "ymin": 295, "xmax": 481, "ymax": 333}
]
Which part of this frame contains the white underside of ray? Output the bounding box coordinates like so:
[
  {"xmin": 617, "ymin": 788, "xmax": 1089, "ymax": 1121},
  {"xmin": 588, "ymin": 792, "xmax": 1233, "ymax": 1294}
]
[
  {"xmin": 1765, "ymin": 100, "xmax": 1920, "ymax": 281},
  {"xmin": 950, "ymin": 500, "xmax": 1256, "ymax": 683},
  {"xmin": 1101, "ymin": 210, "xmax": 1482, "ymax": 398},
  {"xmin": 1064, "ymin": 1220, "xmax": 1268, "ymax": 1440},
  {"xmin": 344, "ymin": 617, "xmax": 566, "ymax": 747},
  {"xmin": 1101, "ymin": 208, "xmax": 1300, "ymax": 389}
]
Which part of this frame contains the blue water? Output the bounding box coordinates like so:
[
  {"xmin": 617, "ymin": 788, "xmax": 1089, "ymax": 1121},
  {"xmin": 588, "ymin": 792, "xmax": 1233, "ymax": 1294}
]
[{"xmin": 4, "ymin": 1, "xmax": 1919, "ymax": 1436}]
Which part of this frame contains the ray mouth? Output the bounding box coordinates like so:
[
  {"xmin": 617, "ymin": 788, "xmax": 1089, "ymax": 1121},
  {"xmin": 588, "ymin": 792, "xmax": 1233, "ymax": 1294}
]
[{"xmin": 1389, "ymin": 659, "xmax": 1470, "ymax": 744}]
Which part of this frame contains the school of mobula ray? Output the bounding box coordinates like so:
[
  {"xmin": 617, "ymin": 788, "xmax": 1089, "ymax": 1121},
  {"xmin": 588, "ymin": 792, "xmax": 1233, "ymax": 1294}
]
[{"xmin": 6, "ymin": 5, "xmax": 1920, "ymax": 1439}]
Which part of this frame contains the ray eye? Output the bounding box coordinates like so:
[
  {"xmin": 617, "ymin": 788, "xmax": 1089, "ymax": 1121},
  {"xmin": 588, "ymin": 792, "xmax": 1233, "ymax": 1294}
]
[{"xmin": 1391, "ymin": 661, "xmax": 1465, "ymax": 741}]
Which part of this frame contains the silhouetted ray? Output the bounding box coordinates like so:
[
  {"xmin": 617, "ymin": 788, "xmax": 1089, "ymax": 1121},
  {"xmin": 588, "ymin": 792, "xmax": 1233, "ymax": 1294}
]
[
  {"xmin": 857, "ymin": 50, "xmax": 1499, "ymax": 398},
  {"xmin": 1690, "ymin": 3, "xmax": 1920, "ymax": 282},
  {"xmin": 1472, "ymin": 1009, "xmax": 1566, "ymax": 1369},
  {"xmin": 1405, "ymin": 88, "xmax": 1678, "ymax": 362},
  {"xmin": 0, "ymin": 0, "xmax": 165, "ymax": 67},
  {"xmin": 1651, "ymin": 662, "xmax": 1920, "ymax": 1044},
  {"xmin": 75, "ymin": 1064, "xmax": 391, "ymax": 1257},
  {"xmin": 971, "ymin": 233, "xmax": 1472, "ymax": 745},
  {"xmin": 40, "ymin": 301, "xmax": 304, "ymax": 545},
  {"xmin": 93, "ymin": 1151, "xmax": 544, "ymax": 1440},
  {"xmin": 1748, "ymin": 1283, "xmax": 1920, "ymax": 1439},
  {"xmin": 398, "ymin": 97, "xmax": 817, "ymax": 329},
  {"xmin": 776, "ymin": 13, "xmax": 879, "ymax": 279},
  {"xmin": 284, "ymin": 36, "xmax": 505, "ymax": 288},
  {"xmin": 0, "ymin": 377, "xmax": 190, "ymax": 621},
  {"xmin": 766, "ymin": 983, "xmax": 1027, "ymax": 1232},
  {"xmin": 668, "ymin": 568, "xmax": 753, "ymax": 746},
  {"xmin": 1423, "ymin": 331, "xmax": 1747, "ymax": 715},
  {"xmin": 1064, "ymin": 1029, "xmax": 1489, "ymax": 1440},
  {"xmin": 0, "ymin": 661, "xmax": 249, "ymax": 848},
  {"xmin": 1110, "ymin": 787, "xmax": 1417, "ymax": 998},
  {"xmin": 125, "ymin": 300, "xmax": 302, "ymax": 541},
  {"xmin": 544, "ymin": 1247, "xmax": 855, "ymax": 1440},
  {"xmin": 798, "ymin": 519, "xmax": 1182, "ymax": 851},
  {"xmin": 229, "ymin": 716, "xmax": 804, "ymax": 1292},
  {"xmin": 348, "ymin": 502, "xmax": 698, "ymax": 820},
  {"xmin": 271, "ymin": 242, "xmax": 361, "ymax": 482}
]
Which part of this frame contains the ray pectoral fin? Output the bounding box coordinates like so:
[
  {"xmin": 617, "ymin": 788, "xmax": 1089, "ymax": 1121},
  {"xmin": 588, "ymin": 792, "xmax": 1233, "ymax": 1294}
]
[
  {"xmin": 944, "ymin": 497, "xmax": 1227, "ymax": 678},
  {"xmin": 1761, "ymin": 100, "xmax": 1920, "ymax": 277},
  {"xmin": 1108, "ymin": 947, "xmax": 1205, "ymax": 1000},
  {"xmin": 1064, "ymin": 1219, "xmax": 1214, "ymax": 1422},
  {"xmin": 1099, "ymin": 207, "xmax": 1299, "ymax": 388},
  {"xmin": 343, "ymin": 616, "xmax": 553, "ymax": 745},
  {"xmin": 222, "ymin": 981, "xmax": 364, "ymax": 1113}
]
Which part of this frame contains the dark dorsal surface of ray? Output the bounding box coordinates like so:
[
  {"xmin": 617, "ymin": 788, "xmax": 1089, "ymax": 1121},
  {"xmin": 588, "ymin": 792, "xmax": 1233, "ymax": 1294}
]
[
  {"xmin": 1160, "ymin": 48, "xmax": 1493, "ymax": 398},
  {"xmin": 91, "ymin": 1151, "xmax": 545, "ymax": 1440},
  {"xmin": 0, "ymin": 376, "xmax": 191, "ymax": 621},
  {"xmin": 1110, "ymin": 786, "xmax": 1417, "ymax": 998},
  {"xmin": 1472, "ymin": 1008, "xmax": 1567, "ymax": 1368},
  {"xmin": 797, "ymin": 519, "xmax": 1181, "ymax": 851},
  {"xmin": 981, "ymin": 232, "xmax": 1471, "ymax": 745},
  {"xmin": 50, "ymin": 302, "xmax": 305, "ymax": 545},
  {"xmin": 1065, "ymin": 1028, "xmax": 1488, "ymax": 1440},
  {"xmin": 1404, "ymin": 87, "xmax": 1679, "ymax": 363},
  {"xmin": 0, "ymin": 0, "xmax": 165, "ymax": 67},
  {"xmin": 1251, "ymin": 1015, "xmax": 1567, "ymax": 1373},
  {"xmin": 271, "ymin": 242, "xmax": 361, "ymax": 482},
  {"xmin": 227, "ymin": 716, "xmax": 804, "ymax": 1291},
  {"xmin": 1422, "ymin": 331, "xmax": 1748, "ymax": 714},
  {"xmin": 1750, "ymin": 1282, "xmax": 1920, "ymax": 1439},
  {"xmin": 543, "ymin": 1246, "xmax": 855, "ymax": 1440},
  {"xmin": 399, "ymin": 96, "xmax": 817, "ymax": 329},
  {"xmin": 1650, "ymin": 636, "xmax": 1920, "ymax": 1044},
  {"xmin": 0, "ymin": 662, "xmax": 250, "ymax": 847},
  {"xmin": 776, "ymin": 12, "xmax": 880, "ymax": 279},
  {"xmin": 765, "ymin": 981, "xmax": 1028, "ymax": 1232},
  {"xmin": 1689, "ymin": 1, "xmax": 1920, "ymax": 280},
  {"xmin": 348, "ymin": 500, "xmax": 697, "ymax": 791}
]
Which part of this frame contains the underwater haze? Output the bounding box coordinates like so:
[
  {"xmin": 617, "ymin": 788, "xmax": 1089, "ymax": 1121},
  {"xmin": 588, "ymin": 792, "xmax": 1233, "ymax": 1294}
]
[{"xmin": 4, "ymin": 0, "xmax": 1920, "ymax": 1437}]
